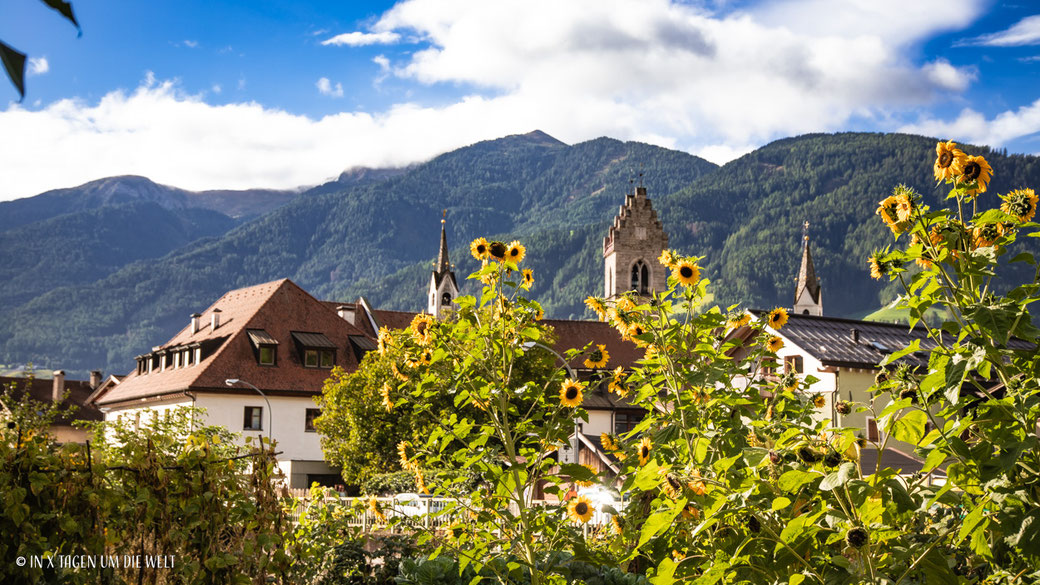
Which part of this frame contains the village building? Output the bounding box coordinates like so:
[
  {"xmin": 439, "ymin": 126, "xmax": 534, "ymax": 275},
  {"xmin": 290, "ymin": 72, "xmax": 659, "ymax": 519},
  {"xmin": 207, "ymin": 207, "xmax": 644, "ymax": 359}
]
[{"xmin": 1, "ymin": 370, "xmax": 106, "ymax": 443}]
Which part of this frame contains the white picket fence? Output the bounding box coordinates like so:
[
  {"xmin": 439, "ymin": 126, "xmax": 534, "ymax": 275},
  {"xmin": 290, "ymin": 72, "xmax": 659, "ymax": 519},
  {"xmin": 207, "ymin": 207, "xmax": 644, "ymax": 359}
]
[{"xmin": 285, "ymin": 491, "xmax": 616, "ymax": 532}]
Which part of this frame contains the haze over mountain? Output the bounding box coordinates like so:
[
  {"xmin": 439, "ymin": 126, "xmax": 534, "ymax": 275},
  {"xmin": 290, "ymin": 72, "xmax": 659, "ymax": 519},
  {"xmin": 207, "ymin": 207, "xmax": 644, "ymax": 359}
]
[{"xmin": 3, "ymin": 130, "xmax": 1038, "ymax": 377}]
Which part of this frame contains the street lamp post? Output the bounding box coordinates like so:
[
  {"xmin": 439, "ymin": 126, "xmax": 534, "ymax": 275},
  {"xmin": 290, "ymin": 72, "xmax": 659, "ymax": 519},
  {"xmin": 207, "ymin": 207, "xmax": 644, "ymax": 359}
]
[{"xmin": 225, "ymin": 378, "xmax": 273, "ymax": 444}]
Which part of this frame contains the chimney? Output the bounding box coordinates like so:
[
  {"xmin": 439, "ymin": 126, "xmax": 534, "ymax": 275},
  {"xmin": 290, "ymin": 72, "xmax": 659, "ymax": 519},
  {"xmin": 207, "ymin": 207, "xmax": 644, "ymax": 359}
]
[
  {"xmin": 190, "ymin": 313, "xmax": 201, "ymax": 335},
  {"xmin": 211, "ymin": 308, "xmax": 222, "ymax": 331},
  {"xmin": 337, "ymin": 304, "xmax": 356, "ymax": 325},
  {"xmin": 850, "ymin": 328, "xmax": 860, "ymax": 343},
  {"xmin": 90, "ymin": 370, "xmax": 102, "ymax": 389},
  {"xmin": 52, "ymin": 370, "xmax": 65, "ymax": 403}
]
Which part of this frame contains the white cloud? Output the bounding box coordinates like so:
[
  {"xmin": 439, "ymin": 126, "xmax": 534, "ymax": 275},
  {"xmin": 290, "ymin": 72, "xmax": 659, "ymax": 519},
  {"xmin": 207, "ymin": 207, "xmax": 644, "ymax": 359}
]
[
  {"xmin": 27, "ymin": 57, "xmax": 49, "ymax": 77},
  {"xmin": 211, "ymin": 84, "xmax": 222, "ymax": 94},
  {"xmin": 321, "ymin": 31, "xmax": 401, "ymax": 46},
  {"xmin": 316, "ymin": 77, "xmax": 344, "ymax": 97},
  {"xmin": 900, "ymin": 99, "xmax": 1040, "ymax": 148},
  {"xmin": 922, "ymin": 58, "xmax": 976, "ymax": 91},
  {"xmin": 1, "ymin": 0, "xmax": 1008, "ymax": 201},
  {"xmin": 957, "ymin": 14, "xmax": 1040, "ymax": 47},
  {"xmin": 183, "ymin": 40, "xmax": 199, "ymax": 48}
]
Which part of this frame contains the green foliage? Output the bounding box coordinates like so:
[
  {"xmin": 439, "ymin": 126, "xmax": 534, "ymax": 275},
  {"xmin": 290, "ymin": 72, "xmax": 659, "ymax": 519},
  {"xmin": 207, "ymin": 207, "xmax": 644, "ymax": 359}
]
[
  {"xmin": 360, "ymin": 470, "xmax": 420, "ymax": 496},
  {"xmin": 0, "ymin": 381, "xmax": 296, "ymax": 584},
  {"xmin": 397, "ymin": 553, "xmax": 651, "ymax": 585}
]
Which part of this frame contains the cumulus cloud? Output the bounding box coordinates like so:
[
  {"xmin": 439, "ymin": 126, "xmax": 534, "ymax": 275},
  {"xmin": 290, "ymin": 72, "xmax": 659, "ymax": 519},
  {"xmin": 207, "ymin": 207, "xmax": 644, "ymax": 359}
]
[
  {"xmin": 316, "ymin": 77, "xmax": 344, "ymax": 97},
  {"xmin": 957, "ymin": 14, "xmax": 1040, "ymax": 47},
  {"xmin": 183, "ymin": 40, "xmax": 199, "ymax": 48},
  {"xmin": 900, "ymin": 99, "xmax": 1040, "ymax": 148},
  {"xmin": 27, "ymin": 57, "xmax": 49, "ymax": 77},
  {"xmin": 321, "ymin": 31, "xmax": 401, "ymax": 46},
  {"xmin": 1, "ymin": 0, "xmax": 1002, "ymax": 200}
]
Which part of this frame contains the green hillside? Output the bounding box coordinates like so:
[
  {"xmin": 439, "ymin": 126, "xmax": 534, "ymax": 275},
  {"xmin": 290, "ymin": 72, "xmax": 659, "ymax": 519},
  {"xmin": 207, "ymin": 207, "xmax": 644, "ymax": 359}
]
[{"xmin": 0, "ymin": 131, "xmax": 715, "ymax": 374}]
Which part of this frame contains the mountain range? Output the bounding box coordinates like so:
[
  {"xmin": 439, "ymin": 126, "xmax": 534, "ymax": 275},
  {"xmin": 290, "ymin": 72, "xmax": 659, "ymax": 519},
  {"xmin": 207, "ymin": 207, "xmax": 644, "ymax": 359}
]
[{"xmin": 3, "ymin": 130, "xmax": 1039, "ymax": 377}]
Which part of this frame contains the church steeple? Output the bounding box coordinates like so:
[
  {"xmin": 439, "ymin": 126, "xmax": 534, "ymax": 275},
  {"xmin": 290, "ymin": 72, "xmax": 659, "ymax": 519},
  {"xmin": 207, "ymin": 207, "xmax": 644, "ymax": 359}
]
[
  {"xmin": 602, "ymin": 184, "xmax": 669, "ymax": 302},
  {"xmin": 793, "ymin": 221, "xmax": 822, "ymax": 316},
  {"xmin": 428, "ymin": 211, "xmax": 459, "ymax": 318}
]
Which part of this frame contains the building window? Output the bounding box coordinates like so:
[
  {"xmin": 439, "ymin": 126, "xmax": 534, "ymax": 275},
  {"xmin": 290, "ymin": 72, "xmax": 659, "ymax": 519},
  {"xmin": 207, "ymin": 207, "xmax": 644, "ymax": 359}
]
[
  {"xmin": 259, "ymin": 345, "xmax": 276, "ymax": 366},
  {"xmin": 615, "ymin": 411, "xmax": 645, "ymax": 434},
  {"xmin": 304, "ymin": 349, "xmax": 335, "ymax": 368},
  {"xmin": 305, "ymin": 408, "xmax": 321, "ymax": 432},
  {"xmin": 630, "ymin": 260, "xmax": 650, "ymax": 294},
  {"xmin": 244, "ymin": 406, "xmax": 263, "ymax": 431},
  {"xmin": 784, "ymin": 355, "xmax": 803, "ymax": 374}
]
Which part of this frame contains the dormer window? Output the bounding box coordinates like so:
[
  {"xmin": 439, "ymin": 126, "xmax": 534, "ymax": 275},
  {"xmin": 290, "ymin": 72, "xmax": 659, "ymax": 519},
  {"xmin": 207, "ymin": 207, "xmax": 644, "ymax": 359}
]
[
  {"xmin": 292, "ymin": 332, "xmax": 337, "ymax": 369},
  {"xmin": 247, "ymin": 329, "xmax": 279, "ymax": 366}
]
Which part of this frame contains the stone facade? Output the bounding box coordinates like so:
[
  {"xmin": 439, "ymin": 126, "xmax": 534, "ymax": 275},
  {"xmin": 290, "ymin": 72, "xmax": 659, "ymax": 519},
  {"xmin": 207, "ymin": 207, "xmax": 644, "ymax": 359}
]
[{"xmin": 602, "ymin": 186, "xmax": 669, "ymax": 301}]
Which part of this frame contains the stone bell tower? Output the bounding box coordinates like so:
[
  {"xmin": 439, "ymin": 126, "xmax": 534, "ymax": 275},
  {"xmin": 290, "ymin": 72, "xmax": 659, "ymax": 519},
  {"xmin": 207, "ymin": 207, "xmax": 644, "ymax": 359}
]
[
  {"xmin": 428, "ymin": 213, "xmax": 459, "ymax": 318},
  {"xmin": 603, "ymin": 185, "xmax": 669, "ymax": 302}
]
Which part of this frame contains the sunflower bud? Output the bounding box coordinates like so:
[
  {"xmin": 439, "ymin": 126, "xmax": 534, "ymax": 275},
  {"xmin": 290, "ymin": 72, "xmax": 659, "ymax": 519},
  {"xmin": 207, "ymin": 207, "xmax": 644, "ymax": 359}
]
[
  {"xmin": 836, "ymin": 400, "xmax": 852, "ymax": 415},
  {"xmin": 797, "ymin": 447, "xmax": 821, "ymax": 464},
  {"xmin": 846, "ymin": 527, "xmax": 870, "ymax": 549}
]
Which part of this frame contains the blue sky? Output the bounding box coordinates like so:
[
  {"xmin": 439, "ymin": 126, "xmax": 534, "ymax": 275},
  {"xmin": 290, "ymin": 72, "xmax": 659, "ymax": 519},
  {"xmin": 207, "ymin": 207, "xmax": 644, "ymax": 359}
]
[{"xmin": 0, "ymin": 0, "xmax": 1038, "ymax": 200}]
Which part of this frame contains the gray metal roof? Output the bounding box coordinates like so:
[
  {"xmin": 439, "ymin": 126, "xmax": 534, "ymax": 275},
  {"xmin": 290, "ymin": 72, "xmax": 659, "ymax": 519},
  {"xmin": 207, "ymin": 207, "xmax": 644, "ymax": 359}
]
[
  {"xmin": 290, "ymin": 331, "xmax": 338, "ymax": 349},
  {"xmin": 246, "ymin": 329, "xmax": 279, "ymax": 346}
]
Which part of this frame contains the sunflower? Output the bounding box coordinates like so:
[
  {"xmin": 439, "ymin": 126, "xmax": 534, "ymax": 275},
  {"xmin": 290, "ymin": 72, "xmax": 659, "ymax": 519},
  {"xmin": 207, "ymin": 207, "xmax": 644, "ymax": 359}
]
[
  {"xmin": 559, "ymin": 378, "xmax": 585, "ymax": 408},
  {"xmin": 369, "ymin": 498, "xmax": 386, "ymax": 522},
  {"xmin": 766, "ymin": 307, "xmax": 788, "ymax": 329},
  {"xmin": 600, "ymin": 432, "xmax": 619, "ymax": 452},
  {"xmin": 470, "ymin": 237, "xmax": 490, "ymax": 261},
  {"xmin": 521, "ymin": 268, "xmax": 535, "ymax": 289},
  {"xmin": 813, "ymin": 394, "xmax": 826, "ymax": 409},
  {"xmin": 673, "ymin": 259, "xmax": 700, "ymax": 287},
  {"xmin": 658, "ymin": 249, "xmax": 677, "ymax": 268},
  {"xmin": 638, "ymin": 437, "xmax": 652, "ymax": 466},
  {"xmin": 585, "ymin": 296, "xmax": 608, "ymax": 321},
  {"xmin": 391, "ymin": 362, "xmax": 408, "ymax": 382},
  {"xmin": 876, "ymin": 188, "xmax": 914, "ymax": 234},
  {"xmin": 410, "ymin": 313, "xmax": 435, "ymax": 345},
  {"xmin": 415, "ymin": 470, "xmax": 429, "ymax": 494},
  {"xmin": 488, "ymin": 240, "xmax": 507, "ymax": 261},
  {"xmin": 973, "ymin": 222, "xmax": 1005, "ymax": 248},
  {"xmin": 398, "ymin": 441, "xmax": 415, "ymax": 471},
  {"xmin": 608, "ymin": 366, "xmax": 628, "ymax": 396},
  {"xmin": 681, "ymin": 504, "xmax": 700, "ymax": 521},
  {"xmin": 727, "ymin": 312, "xmax": 751, "ymax": 329},
  {"xmin": 766, "ymin": 335, "xmax": 784, "ymax": 353},
  {"xmin": 381, "ymin": 383, "xmax": 394, "ymax": 411},
  {"xmin": 610, "ymin": 514, "xmax": 623, "ymax": 534},
  {"xmin": 584, "ymin": 344, "xmax": 610, "ymax": 369},
  {"xmin": 376, "ymin": 327, "xmax": 392, "ymax": 355},
  {"xmin": 567, "ymin": 496, "xmax": 595, "ymax": 524},
  {"xmin": 1001, "ymin": 188, "xmax": 1038, "ymax": 222},
  {"xmin": 688, "ymin": 470, "xmax": 707, "ymax": 495},
  {"xmin": 867, "ymin": 252, "xmax": 885, "ymax": 280},
  {"xmin": 934, "ymin": 141, "xmax": 966, "ymax": 182},
  {"xmin": 506, "ymin": 240, "xmax": 526, "ymax": 263},
  {"xmin": 956, "ymin": 154, "xmax": 993, "ymax": 196}
]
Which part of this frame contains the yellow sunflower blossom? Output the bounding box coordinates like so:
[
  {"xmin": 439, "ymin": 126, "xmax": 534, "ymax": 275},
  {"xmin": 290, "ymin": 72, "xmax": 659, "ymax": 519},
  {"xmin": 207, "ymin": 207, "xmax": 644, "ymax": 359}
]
[
  {"xmin": 956, "ymin": 154, "xmax": 993, "ymax": 196},
  {"xmin": 934, "ymin": 140, "xmax": 966, "ymax": 182},
  {"xmin": 470, "ymin": 237, "xmax": 490, "ymax": 261},
  {"xmin": 766, "ymin": 307, "xmax": 788, "ymax": 329},
  {"xmin": 688, "ymin": 470, "xmax": 707, "ymax": 496},
  {"xmin": 380, "ymin": 383, "xmax": 394, "ymax": 411},
  {"xmin": 559, "ymin": 378, "xmax": 585, "ymax": 408},
  {"xmin": 727, "ymin": 312, "xmax": 751, "ymax": 329},
  {"xmin": 368, "ymin": 498, "xmax": 386, "ymax": 522},
  {"xmin": 766, "ymin": 335, "xmax": 784, "ymax": 353},
  {"xmin": 583, "ymin": 344, "xmax": 610, "ymax": 369},
  {"xmin": 600, "ymin": 432, "xmax": 619, "ymax": 452},
  {"xmin": 376, "ymin": 327, "xmax": 392, "ymax": 355},
  {"xmin": 876, "ymin": 187, "xmax": 914, "ymax": 234},
  {"xmin": 506, "ymin": 240, "xmax": 526, "ymax": 263},
  {"xmin": 567, "ymin": 496, "xmax": 595, "ymax": 524},
  {"xmin": 488, "ymin": 241, "xmax": 507, "ymax": 262},
  {"xmin": 575, "ymin": 464, "xmax": 597, "ymax": 488},
  {"xmin": 398, "ymin": 441, "xmax": 415, "ymax": 471},
  {"xmin": 658, "ymin": 249, "xmax": 677, "ymax": 268},
  {"xmin": 611, "ymin": 514, "xmax": 623, "ymax": 534},
  {"xmin": 672, "ymin": 259, "xmax": 700, "ymax": 287},
  {"xmin": 681, "ymin": 504, "xmax": 700, "ymax": 521},
  {"xmin": 585, "ymin": 296, "xmax": 608, "ymax": 321},
  {"xmin": 638, "ymin": 437, "xmax": 652, "ymax": 466},
  {"xmin": 410, "ymin": 313, "xmax": 435, "ymax": 345},
  {"xmin": 812, "ymin": 394, "xmax": 826, "ymax": 409},
  {"xmin": 973, "ymin": 222, "xmax": 1005, "ymax": 248},
  {"xmin": 521, "ymin": 268, "xmax": 534, "ymax": 289},
  {"xmin": 1001, "ymin": 188, "xmax": 1038, "ymax": 222}
]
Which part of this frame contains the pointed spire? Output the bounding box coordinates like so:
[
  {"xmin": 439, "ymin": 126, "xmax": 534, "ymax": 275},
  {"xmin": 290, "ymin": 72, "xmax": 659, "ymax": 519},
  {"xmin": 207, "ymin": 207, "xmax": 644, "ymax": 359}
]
[
  {"xmin": 436, "ymin": 210, "xmax": 450, "ymax": 274},
  {"xmin": 794, "ymin": 220, "xmax": 822, "ymax": 313}
]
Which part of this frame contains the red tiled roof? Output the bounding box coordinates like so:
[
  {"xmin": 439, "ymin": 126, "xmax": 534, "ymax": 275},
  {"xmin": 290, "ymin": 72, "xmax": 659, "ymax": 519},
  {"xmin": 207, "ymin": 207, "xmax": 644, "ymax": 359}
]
[
  {"xmin": 541, "ymin": 319, "xmax": 643, "ymax": 370},
  {"xmin": 96, "ymin": 279, "xmax": 367, "ymax": 406},
  {"xmin": 372, "ymin": 309, "xmax": 418, "ymax": 332},
  {"xmin": 1, "ymin": 376, "xmax": 103, "ymax": 424}
]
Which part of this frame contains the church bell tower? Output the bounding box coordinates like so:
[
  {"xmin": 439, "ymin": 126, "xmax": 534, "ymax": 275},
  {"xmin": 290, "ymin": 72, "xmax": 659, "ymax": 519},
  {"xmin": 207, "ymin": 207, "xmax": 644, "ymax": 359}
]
[
  {"xmin": 793, "ymin": 221, "xmax": 823, "ymax": 316},
  {"xmin": 428, "ymin": 213, "xmax": 459, "ymax": 318},
  {"xmin": 603, "ymin": 185, "xmax": 669, "ymax": 302}
]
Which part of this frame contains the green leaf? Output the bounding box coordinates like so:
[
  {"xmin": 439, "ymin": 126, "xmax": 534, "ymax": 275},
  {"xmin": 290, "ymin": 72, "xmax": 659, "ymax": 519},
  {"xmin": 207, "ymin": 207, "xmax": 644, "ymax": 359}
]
[
  {"xmin": 890, "ymin": 410, "xmax": 927, "ymax": 445},
  {"xmin": 651, "ymin": 557, "xmax": 677, "ymax": 585},
  {"xmin": 789, "ymin": 575, "xmax": 806, "ymax": 585},
  {"xmin": 958, "ymin": 502, "xmax": 987, "ymax": 543},
  {"xmin": 819, "ymin": 462, "xmax": 856, "ymax": 491},
  {"xmin": 636, "ymin": 502, "xmax": 683, "ymax": 551},
  {"xmin": 0, "ymin": 41, "xmax": 26, "ymax": 99},
  {"xmin": 879, "ymin": 339, "xmax": 921, "ymax": 367},
  {"xmin": 772, "ymin": 496, "xmax": 791, "ymax": 511},
  {"xmin": 632, "ymin": 460, "xmax": 663, "ymax": 491},
  {"xmin": 778, "ymin": 469, "xmax": 819, "ymax": 493}
]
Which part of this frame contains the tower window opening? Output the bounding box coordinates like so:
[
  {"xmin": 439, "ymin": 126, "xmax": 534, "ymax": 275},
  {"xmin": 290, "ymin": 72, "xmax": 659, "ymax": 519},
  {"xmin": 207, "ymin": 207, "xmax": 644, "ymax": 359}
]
[{"xmin": 631, "ymin": 260, "xmax": 650, "ymax": 294}]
